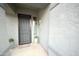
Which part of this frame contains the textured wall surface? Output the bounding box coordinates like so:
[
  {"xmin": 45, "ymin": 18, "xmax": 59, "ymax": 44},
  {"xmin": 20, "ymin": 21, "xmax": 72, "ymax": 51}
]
[
  {"xmin": 6, "ymin": 14, "xmax": 18, "ymax": 46},
  {"xmin": 0, "ymin": 6, "xmax": 18, "ymax": 55},
  {"xmin": 0, "ymin": 7, "xmax": 10, "ymax": 55},
  {"xmin": 49, "ymin": 3, "xmax": 79, "ymax": 56},
  {"xmin": 38, "ymin": 3, "xmax": 79, "ymax": 56},
  {"xmin": 38, "ymin": 6, "xmax": 49, "ymax": 51}
]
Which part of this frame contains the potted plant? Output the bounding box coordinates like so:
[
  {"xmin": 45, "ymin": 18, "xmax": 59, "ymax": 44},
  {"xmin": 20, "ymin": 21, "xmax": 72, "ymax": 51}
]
[{"xmin": 9, "ymin": 38, "xmax": 15, "ymax": 49}]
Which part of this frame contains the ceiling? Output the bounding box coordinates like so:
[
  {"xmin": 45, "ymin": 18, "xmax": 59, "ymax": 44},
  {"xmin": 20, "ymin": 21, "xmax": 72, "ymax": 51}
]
[
  {"xmin": 16, "ymin": 3, "xmax": 49, "ymax": 9},
  {"xmin": 8, "ymin": 3, "xmax": 50, "ymax": 12}
]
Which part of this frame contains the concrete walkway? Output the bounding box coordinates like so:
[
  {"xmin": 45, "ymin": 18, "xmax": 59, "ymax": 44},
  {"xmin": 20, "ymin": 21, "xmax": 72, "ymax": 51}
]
[{"xmin": 10, "ymin": 43, "xmax": 48, "ymax": 56}]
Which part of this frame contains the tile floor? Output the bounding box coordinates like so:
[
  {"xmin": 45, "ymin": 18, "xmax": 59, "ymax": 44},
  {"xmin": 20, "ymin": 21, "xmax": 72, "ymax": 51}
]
[{"xmin": 10, "ymin": 43, "xmax": 48, "ymax": 56}]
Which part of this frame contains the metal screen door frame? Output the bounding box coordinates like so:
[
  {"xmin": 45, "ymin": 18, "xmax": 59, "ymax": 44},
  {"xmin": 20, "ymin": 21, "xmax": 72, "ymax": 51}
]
[{"xmin": 18, "ymin": 14, "xmax": 31, "ymax": 45}]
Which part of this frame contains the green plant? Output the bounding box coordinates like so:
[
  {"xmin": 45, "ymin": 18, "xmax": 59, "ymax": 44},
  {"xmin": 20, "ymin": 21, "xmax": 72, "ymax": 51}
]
[{"xmin": 9, "ymin": 38, "xmax": 14, "ymax": 43}]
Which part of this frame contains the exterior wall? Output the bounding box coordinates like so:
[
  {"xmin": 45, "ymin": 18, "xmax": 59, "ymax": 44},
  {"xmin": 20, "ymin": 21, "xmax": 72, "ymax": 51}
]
[
  {"xmin": 0, "ymin": 4, "xmax": 38, "ymax": 55},
  {"xmin": 0, "ymin": 5, "xmax": 18, "ymax": 55},
  {"xmin": 0, "ymin": 7, "xmax": 10, "ymax": 55},
  {"xmin": 38, "ymin": 5, "xmax": 50, "ymax": 51},
  {"xmin": 49, "ymin": 3, "xmax": 79, "ymax": 56},
  {"xmin": 38, "ymin": 3, "xmax": 79, "ymax": 56},
  {"xmin": 6, "ymin": 14, "xmax": 18, "ymax": 46},
  {"xmin": 38, "ymin": 3, "xmax": 58, "ymax": 54}
]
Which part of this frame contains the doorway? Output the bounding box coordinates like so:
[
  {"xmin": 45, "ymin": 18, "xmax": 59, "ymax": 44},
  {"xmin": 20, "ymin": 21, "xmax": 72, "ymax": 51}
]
[{"xmin": 18, "ymin": 14, "xmax": 31, "ymax": 45}]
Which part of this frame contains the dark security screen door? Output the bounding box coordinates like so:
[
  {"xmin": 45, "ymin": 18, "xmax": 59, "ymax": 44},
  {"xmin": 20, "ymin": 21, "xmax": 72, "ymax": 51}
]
[{"xmin": 18, "ymin": 14, "xmax": 31, "ymax": 45}]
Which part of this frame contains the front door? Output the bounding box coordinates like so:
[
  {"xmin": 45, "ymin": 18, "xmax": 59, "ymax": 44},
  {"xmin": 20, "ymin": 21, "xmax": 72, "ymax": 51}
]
[{"xmin": 18, "ymin": 14, "xmax": 31, "ymax": 45}]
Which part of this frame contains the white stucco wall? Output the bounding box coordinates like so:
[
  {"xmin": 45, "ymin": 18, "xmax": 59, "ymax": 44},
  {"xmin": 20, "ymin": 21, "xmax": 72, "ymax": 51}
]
[
  {"xmin": 49, "ymin": 3, "xmax": 79, "ymax": 56},
  {"xmin": 0, "ymin": 7, "xmax": 10, "ymax": 55},
  {"xmin": 6, "ymin": 14, "xmax": 18, "ymax": 45},
  {"xmin": 0, "ymin": 4, "xmax": 38, "ymax": 55},
  {"xmin": 38, "ymin": 3, "xmax": 79, "ymax": 56},
  {"xmin": 0, "ymin": 5, "xmax": 18, "ymax": 55},
  {"xmin": 38, "ymin": 5, "xmax": 49, "ymax": 51}
]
